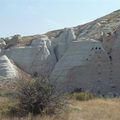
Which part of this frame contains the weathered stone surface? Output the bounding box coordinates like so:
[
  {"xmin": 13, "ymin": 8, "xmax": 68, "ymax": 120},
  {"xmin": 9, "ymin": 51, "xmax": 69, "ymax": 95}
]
[
  {"xmin": 0, "ymin": 55, "xmax": 18, "ymax": 79},
  {"xmin": 5, "ymin": 41, "xmax": 56, "ymax": 76},
  {"xmin": 52, "ymin": 28, "xmax": 76, "ymax": 60},
  {"xmin": 50, "ymin": 27, "xmax": 120, "ymax": 95},
  {"xmin": 50, "ymin": 39, "xmax": 108, "ymax": 92}
]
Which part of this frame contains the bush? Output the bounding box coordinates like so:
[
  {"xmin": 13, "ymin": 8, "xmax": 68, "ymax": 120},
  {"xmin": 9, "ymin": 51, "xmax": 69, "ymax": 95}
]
[
  {"xmin": 70, "ymin": 92, "xmax": 96, "ymax": 101},
  {"xmin": 17, "ymin": 77, "xmax": 65, "ymax": 116}
]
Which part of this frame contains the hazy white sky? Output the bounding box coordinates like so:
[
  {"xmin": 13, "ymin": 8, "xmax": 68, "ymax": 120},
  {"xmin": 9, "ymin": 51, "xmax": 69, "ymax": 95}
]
[{"xmin": 0, "ymin": 0, "xmax": 120, "ymax": 37}]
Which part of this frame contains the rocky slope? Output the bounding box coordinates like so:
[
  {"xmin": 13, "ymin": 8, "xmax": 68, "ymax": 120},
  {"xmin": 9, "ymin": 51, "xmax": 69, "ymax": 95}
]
[{"xmin": 0, "ymin": 10, "xmax": 120, "ymax": 96}]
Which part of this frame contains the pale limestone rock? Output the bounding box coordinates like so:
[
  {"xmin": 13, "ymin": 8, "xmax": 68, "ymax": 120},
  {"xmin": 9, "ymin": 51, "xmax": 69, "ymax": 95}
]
[
  {"xmin": 50, "ymin": 32, "xmax": 120, "ymax": 95},
  {"xmin": 52, "ymin": 28, "xmax": 76, "ymax": 60},
  {"xmin": 50, "ymin": 39, "xmax": 106, "ymax": 91},
  {"xmin": 4, "ymin": 28, "xmax": 76, "ymax": 77},
  {"xmin": 5, "ymin": 43, "xmax": 57, "ymax": 76},
  {"xmin": 0, "ymin": 55, "xmax": 18, "ymax": 79},
  {"xmin": 31, "ymin": 40, "xmax": 56, "ymax": 76}
]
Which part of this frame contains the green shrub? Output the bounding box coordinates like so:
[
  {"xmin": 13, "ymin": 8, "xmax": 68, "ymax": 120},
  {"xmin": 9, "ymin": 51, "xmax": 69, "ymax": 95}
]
[
  {"xmin": 17, "ymin": 77, "xmax": 65, "ymax": 116},
  {"xmin": 70, "ymin": 92, "xmax": 96, "ymax": 101}
]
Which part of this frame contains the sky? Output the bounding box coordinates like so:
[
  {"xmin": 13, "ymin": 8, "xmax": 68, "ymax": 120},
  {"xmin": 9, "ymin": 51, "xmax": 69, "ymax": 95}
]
[{"xmin": 0, "ymin": 0, "xmax": 120, "ymax": 37}]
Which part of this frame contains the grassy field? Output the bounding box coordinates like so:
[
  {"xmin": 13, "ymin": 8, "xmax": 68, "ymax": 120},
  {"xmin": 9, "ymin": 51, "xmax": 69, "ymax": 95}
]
[
  {"xmin": 0, "ymin": 96, "xmax": 120, "ymax": 120},
  {"xmin": 69, "ymin": 99, "xmax": 120, "ymax": 120}
]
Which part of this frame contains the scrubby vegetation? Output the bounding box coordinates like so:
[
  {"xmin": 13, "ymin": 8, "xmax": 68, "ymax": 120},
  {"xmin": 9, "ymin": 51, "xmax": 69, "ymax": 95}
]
[
  {"xmin": 1, "ymin": 78, "xmax": 120, "ymax": 120},
  {"xmin": 69, "ymin": 92, "xmax": 96, "ymax": 101},
  {"xmin": 0, "ymin": 77, "xmax": 66, "ymax": 118},
  {"xmin": 1, "ymin": 96, "xmax": 120, "ymax": 120},
  {"xmin": 17, "ymin": 77, "xmax": 65, "ymax": 116}
]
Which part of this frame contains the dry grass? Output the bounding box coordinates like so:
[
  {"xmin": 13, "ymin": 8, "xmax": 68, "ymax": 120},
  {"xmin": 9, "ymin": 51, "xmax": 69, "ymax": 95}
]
[
  {"xmin": 0, "ymin": 97, "xmax": 120, "ymax": 120},
  {"xmin": 68, "ymin": 98, "xmax": 120, "ymax": 120}
]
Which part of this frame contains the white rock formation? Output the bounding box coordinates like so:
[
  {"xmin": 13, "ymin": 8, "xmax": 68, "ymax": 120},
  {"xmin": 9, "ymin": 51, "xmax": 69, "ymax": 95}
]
[
  {"xmin": 50, "ymin": 39, "xmax": 108, "ymax": 92},
  {"xmin": 0, "ymin": 55, "xmax": 18, "ymax": 79},
  {"xmin": 5, "ymin": 39, "xmax": 56, "ymax": 76},
  {"xmin": 50, "ymin": 28, "xmax": 120, "ymax": 95},
  {"xmin": 52, "ymin": 28, "xmax": 76, "ymax": 60},
  {"xmin": 31, "ymin": 38, "xmax": 56, "ymax": 76},
  {"xmin": 4, "ymin": 28, "xmax": 75, "ymax": 77}
]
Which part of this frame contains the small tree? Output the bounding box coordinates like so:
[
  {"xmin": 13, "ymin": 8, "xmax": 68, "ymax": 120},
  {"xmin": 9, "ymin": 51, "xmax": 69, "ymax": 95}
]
[{"xmin": 17, "ymin": 77, "xmax": 65, "ymax": 115}]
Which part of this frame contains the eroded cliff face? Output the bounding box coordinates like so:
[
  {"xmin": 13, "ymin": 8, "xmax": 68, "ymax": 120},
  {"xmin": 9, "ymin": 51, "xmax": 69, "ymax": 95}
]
[
  {"xmin": 1, "ymin": 10, "xmax": 120, "ymax": 95},
  {"xmin": 50, "ymin": 34, "xmax": 120, "ymax": 96}
]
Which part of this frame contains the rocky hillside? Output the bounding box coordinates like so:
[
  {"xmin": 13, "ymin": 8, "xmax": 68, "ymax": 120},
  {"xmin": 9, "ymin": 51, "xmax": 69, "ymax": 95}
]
[{"xmin": 0, "ymin": 10, "xmax": 120, "ymax": 96}]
